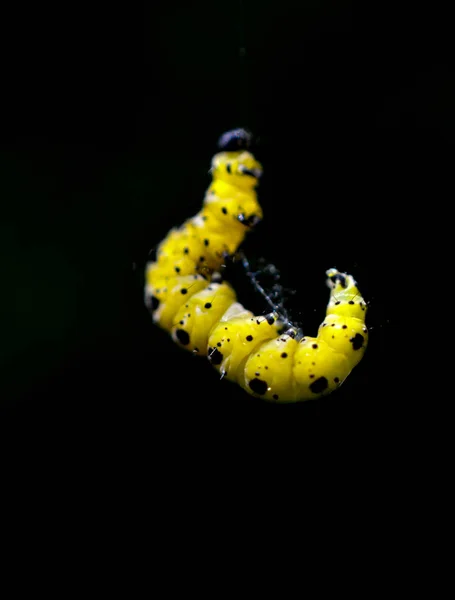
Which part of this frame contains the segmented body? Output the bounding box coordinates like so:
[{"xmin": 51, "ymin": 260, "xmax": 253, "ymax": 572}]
[{"xmin": 145, "ymin": 129, "xmax": 368, "ymax": 402}]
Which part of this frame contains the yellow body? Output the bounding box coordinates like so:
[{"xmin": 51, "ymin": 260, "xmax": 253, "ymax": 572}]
[{"xmin": 145, "ymin": 139, "xmax": 368, "ymax": 402}]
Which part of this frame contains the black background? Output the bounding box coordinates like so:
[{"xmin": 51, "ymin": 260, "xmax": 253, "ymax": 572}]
[{"xmin": 1, "ymin": 2, "xmax": 452, "ymax": 455}]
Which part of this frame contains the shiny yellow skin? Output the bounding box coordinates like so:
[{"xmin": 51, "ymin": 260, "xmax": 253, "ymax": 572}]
[
  {"xmin": 207, "ymin": 271, "xmax": 368, "ymax": 402},
  {"xmin": 145, "ymin": 146, "xmax": 368, "ymax": 402},
  {"xmin": 145, "ymin": 149, "xmax": 263, "ymax": 340}
]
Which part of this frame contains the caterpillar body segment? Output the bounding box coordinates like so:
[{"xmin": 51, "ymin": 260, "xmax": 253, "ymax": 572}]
[
  {"xmin": 320, "ymin": 269, "xmax": 369, "ymax": 372},
  {"xmin": 170, "ymin": 281, "xmax": 237, "ymax": 355},
  {"xmin": 145, "ymin": 129, "xmax": 368, "ymax": 402},
  {"xmin": 207, "ymin": 268, "xmax": 368, "ymax": 402}
]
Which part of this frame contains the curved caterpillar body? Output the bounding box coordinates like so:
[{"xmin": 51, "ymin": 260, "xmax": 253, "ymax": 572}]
[{"xmin": 145, "ymin": 129, "xmax": 368, "ymax": 402}]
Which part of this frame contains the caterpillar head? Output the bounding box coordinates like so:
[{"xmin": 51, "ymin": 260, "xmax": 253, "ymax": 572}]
[
  {"xmin": 204, "ymin": 129, "xmax": 264, "ymax": 228},
  {"xmin": 211, "ymin": 128, "xmax": 262, "ymax": 190},
  {"xmin": 217, "ymin": 128, "xmax": 253, "ymax": 151}
]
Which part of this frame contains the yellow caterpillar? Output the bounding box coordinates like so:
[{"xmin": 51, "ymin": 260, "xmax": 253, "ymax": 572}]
[{"xmin": 145, "ymin": 129, "xmax": 368, "ymax": 402}]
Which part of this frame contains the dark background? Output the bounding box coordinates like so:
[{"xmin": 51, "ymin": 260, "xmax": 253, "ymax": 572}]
[{"xmin": 1, "ymin": 2, "xmax": 452, "ymax": 451}]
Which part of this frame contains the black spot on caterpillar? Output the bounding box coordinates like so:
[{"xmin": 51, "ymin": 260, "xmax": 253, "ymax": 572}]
[{"xmin": 145, "ymin": 129, "xmax": 368, "ymax": 402}]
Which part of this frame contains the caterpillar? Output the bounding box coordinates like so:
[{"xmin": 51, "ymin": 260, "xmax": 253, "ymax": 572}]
[{"xmin": 145, "ymin": 128, "xmax": 368, "ymax": 402}]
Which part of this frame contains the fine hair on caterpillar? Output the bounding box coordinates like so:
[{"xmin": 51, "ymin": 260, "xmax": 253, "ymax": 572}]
[{"xmin": 145, "ymin": 128, "xmax": 368, "ymax": 402}]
